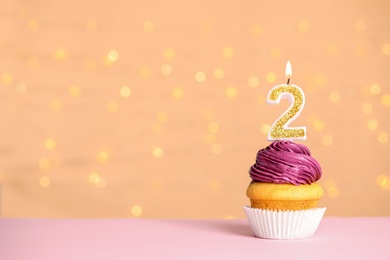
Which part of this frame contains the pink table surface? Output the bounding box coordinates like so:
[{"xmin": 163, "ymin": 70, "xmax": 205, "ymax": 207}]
[{"xmin": 0, "ymin": 217, "xmax": 389, "ymax": 260}]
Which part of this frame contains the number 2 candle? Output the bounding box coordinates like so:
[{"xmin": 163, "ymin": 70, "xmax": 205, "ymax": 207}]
[{"xmin": 267, "ymin": 61, "xmax": 307, "ymax": 141}]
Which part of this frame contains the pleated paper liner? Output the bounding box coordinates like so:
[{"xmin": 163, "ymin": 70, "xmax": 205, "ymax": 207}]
[{"xmin": 243, "ymin": 206, "xmax": 326, "ymax": 239}]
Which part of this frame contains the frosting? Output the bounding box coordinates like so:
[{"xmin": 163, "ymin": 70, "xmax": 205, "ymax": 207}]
[{"xmin": 249, "ymin": 140, "xmax": 322, "ymax": 185}]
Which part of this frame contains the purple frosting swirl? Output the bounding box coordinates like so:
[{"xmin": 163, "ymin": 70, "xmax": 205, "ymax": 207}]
[{"xmin": 249, "ymin": 140, "xmax": 322, "ymax": 185}]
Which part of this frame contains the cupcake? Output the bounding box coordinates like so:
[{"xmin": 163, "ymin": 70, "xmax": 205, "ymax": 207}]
[{"xmin": 244, "ymin": 140, "xmax": 326, "ymax": 239}]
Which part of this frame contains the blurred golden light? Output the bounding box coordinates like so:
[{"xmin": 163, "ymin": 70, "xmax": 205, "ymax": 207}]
[
  {"xmin": 324, "ymin": 180, "xmax": 336, "ymax": 190},
  {"xmin": 172, "ymin": 87, "xmax": 184, "ymax": 99},
  {"xmin": 143, "ymin": 21, "xmax": 155, "ymax": 32},
  {"xmin": 138, "ymin": 66, "xmax": 151, "ymax": 78},
  {"xmin": 260, "ymin": 124, "xmax": 270, "ymax": 135},
  {"xmin": 97, "ymin": 151, "xmax": 109, "ymax": 163},
  {"xmin": 367, "ymin": 119, "xmax": 378, "ymax": 131},
  {"xmin": 208, "ymin": 179, "xmax": 221, "ymax": 191},
  {"xmin": 248, "ymin": 77, "xmax": 259, "ymax": 88},
  {"xmin": 1, "ymin": 73, "xmax": 13, "ymax": 84},
  {"xmin": 354, "ymin": 21, "xmax": 365, "ymax": 32},
  {"xmin": 44, "ymin": 138, "xmax": 56, "ymax": 150},
  {"xmin": 380, "ymin": 94, "xmax": 390, "ymax": 107},
  {"xmin": 298, "ymin": 20, "xmax": 309, "ymax": 32},
  {"xmin": 362, "ymin": 103, "xmax": 373, "ymax": 114},
  {"xmin": 378, "ymin": 132, "xmax": 388, "ymax": 144},
  {"xmin": 131, "ymin": 205, "xmax": 143, "ymax": 217},
  {"xmin": 96, "ymin": 178, "xmax": 106, "ymax": 188},
  {"xmin": 27, "ymin": 19, "xmax": 39, "ymax": 30},
  {"xmin": 107, "ymin": 102, "xmax": 119, "ymax": 113},
  {"xmin": 54, "ymin": 49, "xmax": 67, "ymax": 60},
  {"xmin": 326, "ymin": 44, "xmax": 338, "ymax": 55},
  {"xmin": 313, "ymin": 120, "xmax": 325, "ymax": 131},
  {"xmin": 157, "ymin": 112, "xmax": 168, "ymax": 123},
  {"xmin": 195, "ymin": 71, "xmax": 206, "ymax": 82},
  {"xmin": 152, "ymin": 124, "xmax": 162, "ymax": 134},
  {"xmin": 163, "ymin": 48, "xmax": 175, "ymax": 59},
  {"xmin": 204, "ymin": 133, "xmax": 216, "ymax": 143},
  {"xmin": 225, "ymin": 216, "xmax": 235, "ymax": 220},
  {"xmin": 152, "ymin": 180, "xmax": 164, "ymax": 192},
  {"xmin": 222, "ymin": 47, "xmax": 234, "ymax": 58},
  {"xmin": 225, "ymin": 86, "xmax": 237, "ymax": 98},
  {"xmin": 39, "ymin": 158, "xmax": 50, "ymax": 170},
  {"xmin": 107, "ymin": 50, "xmax": 119, "ymax": 62},
  {"xmin": 208, "ymin": 122, "xmax": 219, "ymax": 133},
  {"xmin": 315, "ymin": 75, "xmax": 326, "ymax": 86},
  {"xmin": 89, "ymin": 172, "xmax": 100, "ymax": 184},
  {"xmin": 322, "ymin": 134, "xmax": 333, "ymax": 146},
  {"xmin": 50, "ymin": 100, "xmax": 62, "ymax": 111},
  {"xmin": 213, "ymin": 68, "xmax": 224, "ymax": 79},
  {"xmin": 152, "ymin": 146, "xmax": 164, "ymax": 159},
  {"xmin": 327, "ymin": 186, "xmax": 340, "ymax": 198},
  {"xmin": 39, "ymin": 176, "xmax": 51, "ymax": 188},
  {"xmin": 161, "ymin": 64, "xmax": 172, "ymax": 75},
  {"xmin": 270, "ymin": 47, "xmax": 281, "ymax": 58},
  {"xmin": 251, "ymin": 24, "xmax": 262, "ymax": 36},
  {"xmin": 329, "ymin": 91, "xmax": 340, "ymax": 103},
  {"xmin": 86, "ymin": 19, "xmax": 98, "ymax": 31},
  {"xmin": 355, "ymin": 45, "xmax": 366, "ymax": 56},
  {"xmin": 266, "ymin": 72, "xmax": 277, "ymax": 83},
  {"xmin": 369, "ymin": 84, "xmax": 381, "ymax": 95},
  {"xmin": 211, "ymin": 143, "xmax": 222, "ymax": 154},
  {"xmin": 376, "ymin": 175, "xmax": 390, "ymax": 190},
  {"xmin": 201, "ymin": 21, "xmax": 212, "ymax": 33},
  {"xmin": 103, "ymin": 57, "xmax": 114, "ymax": 67},
  {"xmin": 27, "ymin": 56, "xmax": 39, "ymax": 68},
  {"xmin": 16, "ymin": 83, "xmax": 27, "ymax": 93},
  {"xmin": 382, "ymin": 44, "xmax": 390, "ymax": 55},
  {"xmin": 307, "ymin": 114, "xmax": 318, "ymax": 124},
  {"xmin": 68, "ymin": 85, "xmax": 80, "ymax": 97},
  {"xmin": 120, "ymin": 86, "xmax": 131, "ymax": 97}
]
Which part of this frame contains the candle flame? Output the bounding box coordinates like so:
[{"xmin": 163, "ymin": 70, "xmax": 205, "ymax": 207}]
[{"xmin": 286, "ymin": 61, "xmax": 292, "ymax": 78}]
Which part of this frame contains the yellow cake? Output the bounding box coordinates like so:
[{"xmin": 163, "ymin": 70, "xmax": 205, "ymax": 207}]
[{"xmin": 246, "ymin": 182, "xmax": 324, "ymax": 211}]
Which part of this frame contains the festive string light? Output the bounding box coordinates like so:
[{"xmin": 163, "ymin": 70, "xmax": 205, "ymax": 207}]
[
  {"xmin": 354, "ymin": 21, "xmax": 365, "ymax": 32},
  {"xmin": 208, "ymin": 122, "xmax": 219, "ymax": 134},
  {"xmin": 213, "ymin": 68, "xmax": 224, "ymax": 79},
  {"xmin": 27, "ymin": 19, "xmax": 39, "ymax": 30},
  {"xmin": 208, "ymin": 179, "xmax": 221, "ymax": 191},
  {"xmin": 68, "ymin": 85, "xmax": 81, "ymax": 97},
  {"xmin": 152, "ymin": 146, "xmax": 164, "ymax": 159},
  {"xmin": 119, "ymin": 86, "xmax": 131, "ymax": 97},
  {"xmin": 107, "ymin": 50, "xmax": 119, "ymax": 62},
  {"xmin": 143, "ymin": 21, "xmax": 155, "ymax": 32},
  {"xmin": 327, "ymin": 44, "xmax": 338, "ymax": 55},
  {"xmin": 329, "ymin": 91, "xmax": 340, "ymax": 103},
  {"xmin": 53, "ymin": 49, "xmax": 67, "ymax": 60},
  {"xmin": 322, "ymin": 134, "xmax": 333, "ymax": 146},
  {"xmin": 376, "ymin": 175, "xmax": 390, "ymax": 190},
  {"xmin": 260, "ymin": 124, "xmax": 270, "ymax": 135},
  {"xmin": 369, "ymin": 84, "xmax": 381, "ymax": 95},
  {"xmin": 131, "ymin": 205, "xmax": 143, "ymax": 217},
  {"xmin": 251, "ymin": 24, "xmax": 262, "ymax": 36},
  {"xmin": 377, "ymin": 132, "xmax": 388, "ymax": 144},
  {"xmin": 266, "ymin": 72, "xmax": 277, "ymax": 83},
  {"xmin": 298, "ymin": 20, "xmax": 310, "ymax": 32},
  {"xmin": 39, "ymin": 158, "xmax": 50, "ymax": 170},
  {"xmin": 195, "ymin": 71, "xmax": 206, "ymax": 82},
  {"xmin": 96, "ymin": 178, "xmax": 106, "ymax": 188},
  {"xmin": 225, "ymin": 86, "xmax": 237, "ymax": 98},
  {"xmin": 362, "ymin": 103, "xmax": 373, "ymax": 114},
  {"xmin": 39, "ymin": 176, "xmax": 51, "ymax": 188},
  {"xmin": 270, "ymin": 47, "xmax": 282, "ymax": 58},
  {"xmin": 1, "ymin": 73, "xmax": 13, "ymax": 84},
  {"xmin": 211, "ymin": 143, "xmax": 222, "ymax": 154},
  {"xmin": 96, "ymin": 151, "xmax": 109, "ymax": 163},
  {"xmin": 107, "ymin": 102, "xmax": 119, "ymax": 113},
  {"xmin": 248, "ymin": 77, "xmax": 259, "ymax": 88},
  {"xmin": 381, "ymin": 95, "xmax": 390, "ymax": 106},
  {"xmin": 172, "ymin": 87, "xmax": 184, "ymax": 99},
  {"xmin": 367, "ymin": 119, "xmax": 378, "ymax": 131},
  {"xmin": 382, "ymin": 44, "xmax": 390, "ymax": 55},
  {"xmin": 86, "ymin": 19, "xmax": 99, "ymax": 31},
  {"xmin": 89, "ymin": 172, "xmax": 100, "ymax": 184},
  {"xmin": 157, "ymin": 112, "xmax": 168, "ymax": 123},
  {"xmin": 163, "ymin": 48, "xmax": 175, "ymax": 59},
  {"xmin": 44, "ymin": 138, "xmax": 56, "ymax": 150},
  {"xmin": 222, "ymin": 47, "xmax": 234, "ymax": 58},
  {"xmin": 313, "ymin": 120, "xmax": 325, "ymax": 131},
  {"xmin": 161, "ymin": 64, "xmax": 172, "ymax": 75}
]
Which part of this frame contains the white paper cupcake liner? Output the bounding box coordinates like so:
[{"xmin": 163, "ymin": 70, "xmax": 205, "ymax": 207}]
[{"xmin": 243, "ymin": 206, "xmax": 326, "ymax": 239}]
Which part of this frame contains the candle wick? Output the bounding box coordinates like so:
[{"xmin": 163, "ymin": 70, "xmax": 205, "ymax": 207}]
[{"xmin": 287, "ymin": 78, "xmax": 290, "ymax": 85}]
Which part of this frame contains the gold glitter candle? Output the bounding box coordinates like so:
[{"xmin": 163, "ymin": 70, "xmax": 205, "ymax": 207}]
[{"xmin": 267, "ymin": 61, "xmax": 307, "ymax": 140}]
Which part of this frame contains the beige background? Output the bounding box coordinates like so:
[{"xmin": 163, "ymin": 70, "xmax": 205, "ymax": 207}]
[{"xmin": 0, "ymin": 0, "xmax": 389, "ymax": 219}]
